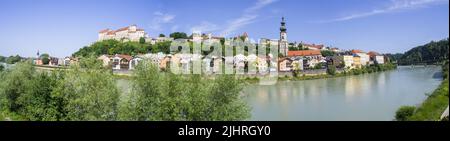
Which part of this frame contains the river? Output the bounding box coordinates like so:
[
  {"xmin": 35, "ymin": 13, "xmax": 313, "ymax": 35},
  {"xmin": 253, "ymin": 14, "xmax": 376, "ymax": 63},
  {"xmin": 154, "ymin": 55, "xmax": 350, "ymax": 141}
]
[
  {"xmin": 117, "ymin": 66, "xmax": 443, "ymax": 121},
  {"xmin": 244, "ymin": 66, "xmax": 443, "ymax": 121}
]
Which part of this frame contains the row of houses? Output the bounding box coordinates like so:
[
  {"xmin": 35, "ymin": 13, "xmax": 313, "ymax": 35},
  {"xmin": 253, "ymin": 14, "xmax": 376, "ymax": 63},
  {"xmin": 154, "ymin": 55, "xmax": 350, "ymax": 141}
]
[
  {"xmin": 33, "ymin": 57, "xmax": 78, "ymax": 66},
  {"xmin": 97, "ymin": 53, "xmax": 279, "ymax": 74},
  {"xmin": 277, "ymin": 49, "xmax": 387, "ymax": 72}
]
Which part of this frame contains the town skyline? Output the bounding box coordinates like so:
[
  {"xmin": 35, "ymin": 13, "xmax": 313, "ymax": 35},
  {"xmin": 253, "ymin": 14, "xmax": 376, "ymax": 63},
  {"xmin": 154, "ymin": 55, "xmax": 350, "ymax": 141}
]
[{"xmin": 0, "ymin": 0, "xmax": 449, "ymax": 58}]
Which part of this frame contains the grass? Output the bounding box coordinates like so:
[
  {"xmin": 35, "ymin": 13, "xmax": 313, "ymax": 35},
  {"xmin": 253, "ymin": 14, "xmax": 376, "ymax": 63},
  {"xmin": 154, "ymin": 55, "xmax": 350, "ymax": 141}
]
[
  {"xmin": 408, "ymin": 79, "xmax": 449, "ymax": 121},
  {"xmin": 0, "ymin": 110, "xmax": 26, "ymax": 121}
]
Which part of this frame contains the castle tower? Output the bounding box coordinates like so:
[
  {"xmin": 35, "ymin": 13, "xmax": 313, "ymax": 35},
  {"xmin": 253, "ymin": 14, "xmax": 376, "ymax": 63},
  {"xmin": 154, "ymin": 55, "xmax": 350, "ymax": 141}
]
[{"xmin": 279, "ymin": 17, "xmax": 288, "ymax": 56}]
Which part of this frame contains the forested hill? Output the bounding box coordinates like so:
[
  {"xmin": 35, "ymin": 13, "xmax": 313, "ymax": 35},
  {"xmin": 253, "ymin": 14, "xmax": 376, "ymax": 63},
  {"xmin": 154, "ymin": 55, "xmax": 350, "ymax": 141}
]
[{"xmin": 398, "ymin": 38, "xmax": 449, "ymax": 65}]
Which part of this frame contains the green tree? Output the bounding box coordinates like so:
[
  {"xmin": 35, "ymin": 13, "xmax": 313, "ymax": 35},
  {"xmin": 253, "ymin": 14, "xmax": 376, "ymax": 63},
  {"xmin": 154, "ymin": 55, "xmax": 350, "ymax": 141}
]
[
  {"xmin": 314, "ymin": 62, "xmax": 325, "ymax": 69},
  {"xmin": 139, "ymin": 37, "xmax": 146, "ymax": 44},
  {"xmin": 327, "ymin": 65, "xmax": 336, "ymax": 75},
  {"xmin": 0, "ymin": 64, "xmax": 4, "ymax": 72},
  {"xmin": 0, "ymin": 56, "xmax": 6, "ymax": 62},
  {"xmin": 159, "ymin": 34, "xmax": 166, "ymax": 37},
  {"xmin": 0, "ymin": 62, "xmax": 35, "ymax": 113},
  {"xmin": 169, "ymin": 32, "xmax": 188, "ymax": 39},
  {"xmin": 399, "ymin": 38, "xmax": 449, "ymax": 65},
  {"xmin": 40, "ymin": 53, "xmax": 50, "ymax": 65},
  {"xmin": 120, "ymin": 61, "xmax": 250, "ymax": 121},
  {"xmin": 6, "ymin": 55, "xmax": 21, "ymax": 64},
  {"xmin": 395, "ymin": 106, "xmax": 415, "ymax": 121},
  {"xmin": 321, "ymin": 50, "xmax": 335, "ymax": 57},
  {"xmin": 17, "ymin": 71, "xmax": 60, "ymax": 121},
  {"xmin": 52, "ymin": 55, "xmax": 120, "ymax": 120}
]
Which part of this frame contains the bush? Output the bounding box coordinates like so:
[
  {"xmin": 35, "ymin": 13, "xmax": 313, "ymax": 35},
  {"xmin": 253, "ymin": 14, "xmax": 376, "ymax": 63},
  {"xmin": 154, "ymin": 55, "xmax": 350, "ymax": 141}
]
[
  {"xmin": 327, "ymin": 65, "xmax": 336, "ymax": 75},
  {"xmin": 0, "ymin": 55, "xmax": 120, "ymax": 121},
  {"xmin": 120, "ymin": 61, "xmax": 250, "ymax": 121},
  {"xmin": 395, "ymin": 106, "xmax": 416, "ymax": 121},
  {"xmin": 0, "ymin": 62, "xmax": 35, "ymax": 112}
]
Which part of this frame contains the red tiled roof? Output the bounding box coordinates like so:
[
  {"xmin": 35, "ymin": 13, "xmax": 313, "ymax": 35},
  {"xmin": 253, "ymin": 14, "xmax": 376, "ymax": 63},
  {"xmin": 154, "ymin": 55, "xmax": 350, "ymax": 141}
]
[
  {"xmin": 116, "ymin": 26, "xmax": 130, "ymax": 32},
  {"xmin": 99, "ymin": 29, "xmax": 110, "ymax": 33},
  {"xmin": 367, "ymin": 51, "xmax": 380, "ymax": 57},
  {"xmin": 101, "ymin": 25, "xmax": 145, "ymax": 35},
  {"xmin": 107, "ymin": 31, "xmax": 116, "ymax": 35},
  {"xmin": 288, "ymin": 50, "xmax": 322, "ymax": 57},
  {"xmin": 115, "ymin": 54, "xmax": 133, "ymax": 61},
  {"xmin": 352, "ymin": 50, "xmax": 363, "ymax": 54}
]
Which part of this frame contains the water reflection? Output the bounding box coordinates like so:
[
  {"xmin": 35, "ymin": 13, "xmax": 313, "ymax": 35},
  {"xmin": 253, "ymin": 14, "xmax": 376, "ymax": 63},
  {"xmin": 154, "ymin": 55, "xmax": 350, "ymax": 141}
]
[{"xmin": 244, "ymin": 66, "xmax": 443, "ymax": 121}]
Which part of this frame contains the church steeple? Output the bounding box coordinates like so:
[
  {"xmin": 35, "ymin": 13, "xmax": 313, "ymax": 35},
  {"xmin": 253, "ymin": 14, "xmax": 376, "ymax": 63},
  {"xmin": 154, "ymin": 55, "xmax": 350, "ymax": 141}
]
[
  {"xmin": 279, "ymin": 17, "xmax": 288, "ymax": 56},
  {"xmin": 280, "ymin": 17, "xmax": 287, "ymax": 32}
]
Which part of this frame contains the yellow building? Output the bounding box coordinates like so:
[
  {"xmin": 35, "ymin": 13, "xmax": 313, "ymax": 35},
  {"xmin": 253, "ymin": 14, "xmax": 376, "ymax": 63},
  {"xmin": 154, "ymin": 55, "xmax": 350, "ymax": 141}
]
[{"xmin": 353, "ymin": 56, "xmax": 361, "ymax": 69}]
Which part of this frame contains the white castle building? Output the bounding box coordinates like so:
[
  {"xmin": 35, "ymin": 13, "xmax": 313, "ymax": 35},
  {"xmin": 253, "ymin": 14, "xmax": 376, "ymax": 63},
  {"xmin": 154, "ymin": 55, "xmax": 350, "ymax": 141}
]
[{"xmin": 98, "ymin": 25, "xmax": 148, "ymax": 42}]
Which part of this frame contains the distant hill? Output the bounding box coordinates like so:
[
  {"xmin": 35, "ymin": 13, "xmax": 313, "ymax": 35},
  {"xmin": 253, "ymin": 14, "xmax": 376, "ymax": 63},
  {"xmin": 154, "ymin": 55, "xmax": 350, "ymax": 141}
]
[{"xmin": 398, "ymin": 38, "xmax": 449, "ymax": 65}]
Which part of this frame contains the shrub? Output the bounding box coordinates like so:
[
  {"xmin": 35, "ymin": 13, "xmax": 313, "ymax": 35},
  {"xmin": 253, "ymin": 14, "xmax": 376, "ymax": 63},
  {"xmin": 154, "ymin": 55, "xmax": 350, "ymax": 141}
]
[{"xmin": 395, "ymin": 106, "xmax": 416, "ymax": 121}]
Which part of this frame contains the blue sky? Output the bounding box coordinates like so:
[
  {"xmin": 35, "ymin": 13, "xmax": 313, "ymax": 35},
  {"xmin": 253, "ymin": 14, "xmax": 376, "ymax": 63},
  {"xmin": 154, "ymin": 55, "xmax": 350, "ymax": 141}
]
[{"xmin": 0, "ymin": 0, "xmax": 448, "ymax": 57}]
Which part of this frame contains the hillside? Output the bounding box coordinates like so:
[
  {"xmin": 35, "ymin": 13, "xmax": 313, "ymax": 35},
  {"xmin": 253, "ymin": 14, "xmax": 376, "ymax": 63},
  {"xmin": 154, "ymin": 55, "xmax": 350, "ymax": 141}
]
[{"xmin": 398, "ymin": 38, "xmax": 449, "ymax": 65}]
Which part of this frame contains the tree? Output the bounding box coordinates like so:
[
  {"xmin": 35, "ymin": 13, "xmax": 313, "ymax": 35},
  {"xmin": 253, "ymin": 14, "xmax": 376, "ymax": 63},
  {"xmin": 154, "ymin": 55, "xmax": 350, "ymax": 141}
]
[
  {"xmin": 399, "ymin": 38, "xmax": 449, "ymax": 65},
  {"xmin": 327, "ymin": 65, "xmax": 336, "ymax": 75},
  {"xmin": 0, "ymin": 56, "xmax": 6, "ymax": 62},
  {"xmin": 314, "ymin": 62, "xmax": 325, "ymax": 69},
  {"xmin": 120, "ymin": 61, "xmax": 250, "ymax": 121},
  {"xmin": 395, "ymin": 106, "xmax": 415, "ymax": 121},
  {"xmin": 0, "ymin": 55, "xmax": 120, "ymax": 121},
  {"xmin": 159, "ymin": 34, "xmax": 166, "ymax": 37},
  {"xmin": 0, "ymin": 64, "xmax": 4, "ymax": 72},
  {"xmin": 139, "ymin": 37, "xmax": 146, "ymax": 44},
  {"xmin": 321, "ymin": 50, "xmax": 335, "ymax": 57},
  {"xmin": 0, "ymin": 62, "xmax": 35, "ymax": 113},
  {"xmin": 52, "ymin": 55, "xmax": 120, "ymax": 120},
  {"xmin": 169, "ymin": 32, "xmax": 188, "ymax": 39},
  {"xmin": 40, "ymin": 53, "xmax": 50, "ymax": 65},
  {"xmin": 17, "ymin": 71, "xmax": 60, "ymax": 121},
  {"xmin": 6, "ymin": 55, "xmax": 21, "ymax": 64}
]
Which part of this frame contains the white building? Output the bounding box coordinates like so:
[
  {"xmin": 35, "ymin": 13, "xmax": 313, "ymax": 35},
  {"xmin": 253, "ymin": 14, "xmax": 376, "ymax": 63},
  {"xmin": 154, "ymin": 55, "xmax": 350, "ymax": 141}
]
[
  {"xmin": 129, "ymin": 57, "xmax": 143, "ymax": 70},
  {"xmin": 98, "ymin": 55, "xmax": 113, "ymax": 67},
  {"xmin": 355, "ymin": 53, "xmax": 370, "ymax": 66},
  {"xmin": 375, "ymin": 56, "xmax": 385, "ymax": 64},
  {"xmin": 98, "ymin": 25, "xmax": 148, "ymax": 42},
  {"xmin": 343, "ymin": 55, "xmax": 354, "ymax": 69}
]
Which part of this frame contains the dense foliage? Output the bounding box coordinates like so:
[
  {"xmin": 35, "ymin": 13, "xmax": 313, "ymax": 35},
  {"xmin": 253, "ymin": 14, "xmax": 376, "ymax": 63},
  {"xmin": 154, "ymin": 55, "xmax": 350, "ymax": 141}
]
[
  {"xmin": 395, "ymin": 106, "xmax": 416, "ymax": 121},
  {"xmin": 3, "ymin": 55, "xmax": 22, "ymax": 64},
  {"xmin": 398, "ymin": 38, "xmax": 449, "ymax": 65},
  {"xmin": 169, "ymin": 32, "xmax": 188, "ymax": 39},
  {"xmin": 0, "ymin": 56, "xmax": 250, "ymax": 121},
  {"xmin": 40, "ymin": 53, "xmax": 50, "ymax": 65},
  {"xmin": 320, "ymin": 50, "xmax": 336, "ymax": 57},
  {"xmin": 0, "ymin": 56, "xmax": 120, "ymax": 120},
  {"xmin": 73, "ymin": 40, "xmax": 173, "ymax": 57},
  {"xmin": 119, "ymin": 61, "xmax": 250, "ymax": 121}
]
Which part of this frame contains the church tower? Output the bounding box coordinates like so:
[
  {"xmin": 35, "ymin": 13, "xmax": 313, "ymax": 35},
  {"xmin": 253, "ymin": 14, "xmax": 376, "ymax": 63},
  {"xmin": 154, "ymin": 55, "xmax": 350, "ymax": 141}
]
[{"xmin": 279, "ymin": 17, "xmax": 288, "ymax": 56}]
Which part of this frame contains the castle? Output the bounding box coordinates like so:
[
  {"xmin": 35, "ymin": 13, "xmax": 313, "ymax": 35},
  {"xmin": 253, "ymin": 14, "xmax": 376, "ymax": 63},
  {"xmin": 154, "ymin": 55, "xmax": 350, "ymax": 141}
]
[{"xmin": 98, "ymin": 25, "xmax": 148, "ymax": 42}]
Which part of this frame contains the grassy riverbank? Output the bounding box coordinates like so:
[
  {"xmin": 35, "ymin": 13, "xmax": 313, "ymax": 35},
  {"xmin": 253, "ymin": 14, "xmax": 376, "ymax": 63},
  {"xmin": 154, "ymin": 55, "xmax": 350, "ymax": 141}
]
[
  {"xmin": 396, "ymin": 61, "xmax": 449, "ymax": 121},
  {"xmin": 408, "ymin": 79, "xmax": 449, "ymax": 121}
]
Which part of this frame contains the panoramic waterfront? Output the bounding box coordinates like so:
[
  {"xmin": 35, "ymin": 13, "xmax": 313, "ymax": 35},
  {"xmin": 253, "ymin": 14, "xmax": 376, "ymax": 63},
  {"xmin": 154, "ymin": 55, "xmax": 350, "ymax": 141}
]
[
  {"xmin": 244, "ymin": 66, "xmax": 443, "ymax": 121},
  {"xmin": 116, "ymin": 66, "xmax": 443, "ymax": 121}
]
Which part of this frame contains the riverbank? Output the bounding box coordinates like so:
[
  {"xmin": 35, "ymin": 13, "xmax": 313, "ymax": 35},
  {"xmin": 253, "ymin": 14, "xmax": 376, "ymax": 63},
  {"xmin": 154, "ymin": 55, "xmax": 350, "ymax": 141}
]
[
  {"xmin": 408, "ymin": 79, "xmax": 449, "ymax": 120},
  {"xmin": 244, "ymin": 63, "xmax": 397, "ymax": 84},
  {"xmin": 114, "ymin": 63, "xmax": 398, "ymax": 84},
  {"xmin": 396, "ymin": 61, "xmax": 449, "ymax": 121}
]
